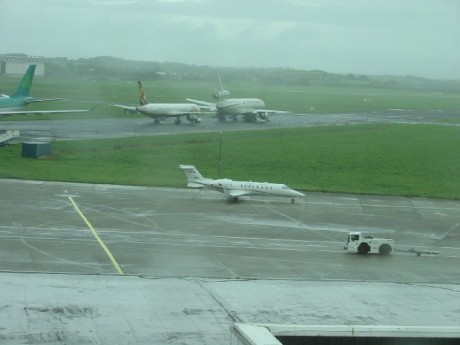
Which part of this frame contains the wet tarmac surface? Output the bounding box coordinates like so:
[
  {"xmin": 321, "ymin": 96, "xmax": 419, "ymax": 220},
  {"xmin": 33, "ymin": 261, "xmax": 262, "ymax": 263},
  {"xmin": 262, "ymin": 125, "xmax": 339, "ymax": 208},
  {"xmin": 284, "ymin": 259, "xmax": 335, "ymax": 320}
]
[
  {"xmin": 1, "ymin": 110, "xmax": 460, "ymax": 344},
  {"xmin": 1, "ymin": 109, "xmax": 459, "ymax": 142},
  {"xmin": 1, "ymin": 180, "xmax": 459, "ymax": 281},
  {"xmin": 1, "ymin": 180, "xmax": 460, "ymax": 344}
]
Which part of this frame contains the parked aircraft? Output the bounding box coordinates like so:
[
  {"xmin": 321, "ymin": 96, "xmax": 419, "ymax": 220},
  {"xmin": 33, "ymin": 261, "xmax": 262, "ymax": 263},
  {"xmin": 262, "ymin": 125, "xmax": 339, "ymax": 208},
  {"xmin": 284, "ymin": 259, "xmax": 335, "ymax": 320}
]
[
  {"xmin": 179, "ymin": 164, "xmax": 305, "ymax": 203},
  {"xmin": 113, "ymin": 81, "xmax": 202, "ymax": 125},
  {"xmin": 0, "ymin": 65, "xmax": 94, "ymax": 116},
  {"xmin": 187, "ymin": 74, "xmax": 288, "ymax": 123},
  {"xmin": 0, "ymin": 130, "xmax": 19, "ymax": 146}
]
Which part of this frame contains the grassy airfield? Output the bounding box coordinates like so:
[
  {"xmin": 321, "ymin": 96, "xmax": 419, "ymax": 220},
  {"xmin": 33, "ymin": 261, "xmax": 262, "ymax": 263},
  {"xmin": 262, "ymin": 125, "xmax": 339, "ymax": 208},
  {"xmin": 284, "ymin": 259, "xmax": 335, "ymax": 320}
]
[
  {"xmin": 1, "ymin": 124, "xmax": 459, "ymax": 200},
  {"xmin": 1, "ymin": 74, "xmax": 460, "ymax": 119},
  {"xmin": 1, "ymin": 75, "xmax": 460, "ymax": 199}
]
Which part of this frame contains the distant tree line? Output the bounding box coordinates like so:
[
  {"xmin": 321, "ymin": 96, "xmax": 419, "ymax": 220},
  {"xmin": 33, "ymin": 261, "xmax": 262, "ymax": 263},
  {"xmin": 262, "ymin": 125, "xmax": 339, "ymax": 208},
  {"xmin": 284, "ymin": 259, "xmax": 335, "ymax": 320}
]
[{"xmin": 44, "ymin": 56, "xmax": 460, "ymax": 91}]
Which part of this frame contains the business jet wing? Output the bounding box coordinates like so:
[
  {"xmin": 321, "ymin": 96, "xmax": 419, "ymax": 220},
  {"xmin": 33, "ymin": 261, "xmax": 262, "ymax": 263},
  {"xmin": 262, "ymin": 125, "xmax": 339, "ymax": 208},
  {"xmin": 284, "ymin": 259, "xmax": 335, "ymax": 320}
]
[
  {"xmin": 224, "ymin": 188, "xmax": 251, "ymax": 198},
  {"xmin": 0, "ymin": 106, "xmax": 97, "ymax": 116}
]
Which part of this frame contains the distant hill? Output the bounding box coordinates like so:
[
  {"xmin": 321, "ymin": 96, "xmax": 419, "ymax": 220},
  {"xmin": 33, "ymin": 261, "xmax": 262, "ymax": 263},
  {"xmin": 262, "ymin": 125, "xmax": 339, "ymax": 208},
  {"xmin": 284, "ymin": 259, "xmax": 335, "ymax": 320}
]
[{"xmin": 44, "ymin": 56, "xmax": 460, "ymax": 91}]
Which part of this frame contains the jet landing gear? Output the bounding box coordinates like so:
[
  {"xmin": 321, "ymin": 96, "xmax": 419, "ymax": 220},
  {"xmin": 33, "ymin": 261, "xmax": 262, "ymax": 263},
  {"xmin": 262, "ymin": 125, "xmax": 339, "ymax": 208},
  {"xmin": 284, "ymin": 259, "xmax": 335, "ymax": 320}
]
[
  {"xmin": 218, "ymin": 113, "xmax": 226, "ymax": 122},
  {"xmin": 244, "ymin": 114, "xmax": 257, "ymax": 123},
  {"xmin": 291, "ymin": 198, "xmax": 295, "ymax": 204},
  {"xmin": 186, "ymin": 114, "xmax": 201, "ymax": 125},
  {"xmin": 174, "ymin": 117, "xmax": 181, "ymax": 125},
  {"xmin": 226, "ymin": 196, "xmax": 239, "ymax": 203}
]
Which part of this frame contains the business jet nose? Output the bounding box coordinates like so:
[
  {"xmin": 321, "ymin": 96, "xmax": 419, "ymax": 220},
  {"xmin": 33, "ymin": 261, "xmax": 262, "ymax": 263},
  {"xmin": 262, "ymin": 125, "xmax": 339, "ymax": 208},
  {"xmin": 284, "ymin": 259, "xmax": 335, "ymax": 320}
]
[{"xmin": 294, "ymin": 190, "xmax": 305, "ymax": 197}]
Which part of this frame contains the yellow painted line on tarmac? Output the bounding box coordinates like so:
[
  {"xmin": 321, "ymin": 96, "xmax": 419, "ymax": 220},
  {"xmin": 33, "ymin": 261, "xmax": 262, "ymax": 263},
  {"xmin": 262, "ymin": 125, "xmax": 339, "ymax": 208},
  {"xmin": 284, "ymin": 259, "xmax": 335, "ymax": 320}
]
[{"xmin": 68, "ymin": 196, "xmax": 124, "ymax": 275}]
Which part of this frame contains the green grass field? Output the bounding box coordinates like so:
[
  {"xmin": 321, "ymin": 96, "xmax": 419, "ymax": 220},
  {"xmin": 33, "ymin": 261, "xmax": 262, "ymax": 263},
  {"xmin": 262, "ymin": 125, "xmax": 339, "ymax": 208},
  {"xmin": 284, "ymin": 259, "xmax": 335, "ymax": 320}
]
[
  {"xmin": 2, "ymin": 74, "xmax": 460, "ymax": 199},
  {"xmin": 1, "ymin": 124, "xmax": 459, "ymax": 200},
  {"xmin": 1, "ymin": 74, "xmax": 460, "ymax": 120}
]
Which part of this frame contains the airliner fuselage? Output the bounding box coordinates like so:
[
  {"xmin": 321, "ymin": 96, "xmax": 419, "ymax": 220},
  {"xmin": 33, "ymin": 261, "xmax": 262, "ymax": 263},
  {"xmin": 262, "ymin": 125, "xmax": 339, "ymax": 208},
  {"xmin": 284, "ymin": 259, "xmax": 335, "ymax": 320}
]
[
  {"xmin": 137, "ymin": 103, "xmax": 200, "ymax": 117},
  {"xmin": 0, "ymin": 96, "xmax": 27, "ymax": 109},
  {"xmin": 113, "ymin": 81, "xmax": 202, "ymax": 125},
  {"xmin": 216, "ymin": 98, "xmax": 266, "ymax": 116}
]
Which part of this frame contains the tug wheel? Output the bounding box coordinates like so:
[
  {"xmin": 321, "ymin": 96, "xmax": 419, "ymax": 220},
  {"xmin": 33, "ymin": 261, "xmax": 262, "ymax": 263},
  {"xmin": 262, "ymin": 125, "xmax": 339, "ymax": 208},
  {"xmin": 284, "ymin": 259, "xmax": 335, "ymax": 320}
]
[
  {"xmin": 358, "ymin": 243, "xmax": 370, "ymax": 255},
  {"xmin": 379, "ymin": 244, "xmax": 392, "ymax": 255}
]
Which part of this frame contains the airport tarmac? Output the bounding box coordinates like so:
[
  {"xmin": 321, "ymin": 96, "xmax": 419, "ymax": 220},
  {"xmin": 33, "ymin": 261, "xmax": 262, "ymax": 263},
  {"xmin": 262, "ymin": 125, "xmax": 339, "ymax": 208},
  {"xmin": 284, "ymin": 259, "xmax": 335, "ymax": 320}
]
[
  {"xmin": 1, "ymin": 179, "xmax": 460, "ymax": 280},
  {"xmin": 1, "ymin": 109, "xmax": 459, "ymax": 142},
  {"xmin": 1, "ymin": 179, "xmax": 460, "ymax": 344},
  {"xmin": 1, "ymin": 110, "xmax": 460, "ymax": 344}
]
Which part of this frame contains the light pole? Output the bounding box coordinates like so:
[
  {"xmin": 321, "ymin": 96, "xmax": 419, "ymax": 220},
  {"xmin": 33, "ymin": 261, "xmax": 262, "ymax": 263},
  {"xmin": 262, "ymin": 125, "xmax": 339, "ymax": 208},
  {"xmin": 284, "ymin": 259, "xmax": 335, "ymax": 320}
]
[{"xmin": 218, "ymin": 132, "xmax": 224, "ymax": 175}]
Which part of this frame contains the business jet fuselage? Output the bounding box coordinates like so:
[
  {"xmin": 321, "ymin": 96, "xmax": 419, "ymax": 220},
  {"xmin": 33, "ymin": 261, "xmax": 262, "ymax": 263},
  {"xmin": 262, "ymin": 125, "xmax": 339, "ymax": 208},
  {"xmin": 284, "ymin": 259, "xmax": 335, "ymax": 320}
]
[
  {"xmin": 207, "ymin": 178, "xmax": 304, "ymax": 199},
  {"xmin": 180, "ymin": 164, "xmax": 305, "ymax": 203}
]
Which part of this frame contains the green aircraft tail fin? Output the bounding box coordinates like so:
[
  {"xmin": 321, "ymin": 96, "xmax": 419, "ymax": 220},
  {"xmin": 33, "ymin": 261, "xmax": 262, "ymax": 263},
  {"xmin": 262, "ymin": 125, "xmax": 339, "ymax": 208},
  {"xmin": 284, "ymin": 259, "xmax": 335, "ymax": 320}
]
[{"xmin": 11, "ymin": 64, "xmax": 36, "ymax": 98}]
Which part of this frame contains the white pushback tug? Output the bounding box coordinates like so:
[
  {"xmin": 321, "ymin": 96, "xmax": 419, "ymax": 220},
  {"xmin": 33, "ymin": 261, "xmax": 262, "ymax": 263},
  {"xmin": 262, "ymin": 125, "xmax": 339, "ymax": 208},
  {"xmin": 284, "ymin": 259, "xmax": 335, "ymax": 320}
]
[{"xmin": 344, "ymin": 231, "xmax": 395, "ymax": 255}]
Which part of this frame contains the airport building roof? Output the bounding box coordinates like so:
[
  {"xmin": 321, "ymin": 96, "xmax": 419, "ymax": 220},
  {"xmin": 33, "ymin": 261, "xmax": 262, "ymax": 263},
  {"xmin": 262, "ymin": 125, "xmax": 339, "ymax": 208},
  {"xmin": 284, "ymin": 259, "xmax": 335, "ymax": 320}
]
[
  {"xmin": 0, "ymin": 53, "xmax": 45, "ymax": 63},
  {"xmin": 2, "ymin": 273, "xmax": 459, "ymax": 345}
]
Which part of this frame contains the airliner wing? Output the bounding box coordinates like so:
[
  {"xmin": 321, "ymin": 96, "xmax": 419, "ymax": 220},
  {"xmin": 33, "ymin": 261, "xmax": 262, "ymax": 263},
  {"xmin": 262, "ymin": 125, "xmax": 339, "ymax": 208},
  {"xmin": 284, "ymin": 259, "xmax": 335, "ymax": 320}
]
[
  {"xmin": 165, "ymin": 111, "xmax": 201, "ymax": 116},
  {"xmin": 255, "ymin": 109, "xmax": 291, "ymax": 114},
  {"xmin": 112, "ymin": 104, "xmax": 138, "ymax": 112},
  {"xmin": 25, "ymin": 98, "xmax": 64, "ymax": 104},
  {"xmin": 0, "ymin": 106, "xmax": 97, "ymax": 116},
  {"xmin": 185, "ymin": 99, "xmax": 216, "ymax": 111}
]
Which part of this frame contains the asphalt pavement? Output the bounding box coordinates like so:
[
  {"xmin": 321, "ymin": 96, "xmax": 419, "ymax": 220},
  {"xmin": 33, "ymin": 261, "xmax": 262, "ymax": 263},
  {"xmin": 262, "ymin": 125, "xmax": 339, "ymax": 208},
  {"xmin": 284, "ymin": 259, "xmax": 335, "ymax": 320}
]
[
  {"xmin": 1, "ymin": 110, "xmax": 460, "ymax": 344},
  {"xmin": 1, "ymin": 110, "xmax": 459, "ymax": 142},
  {"xmin": 1, "ymin": 179, "xmax": 460, "ymax": 344}
]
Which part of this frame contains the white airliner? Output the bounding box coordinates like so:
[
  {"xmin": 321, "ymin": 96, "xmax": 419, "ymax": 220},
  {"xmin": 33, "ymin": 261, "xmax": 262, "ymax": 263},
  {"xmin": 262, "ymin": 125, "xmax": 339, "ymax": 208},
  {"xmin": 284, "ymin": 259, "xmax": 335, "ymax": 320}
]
[
  {"xmin": 186, "ymin": 74, "xmax": 288, "ymax": 123},
  {"xmin": 179, "ymin": 164, "xmax": 305, "ymax": 203},
  {"xmin": 113, "ymin": 81, "xmax": 202, "ymax": 125}
]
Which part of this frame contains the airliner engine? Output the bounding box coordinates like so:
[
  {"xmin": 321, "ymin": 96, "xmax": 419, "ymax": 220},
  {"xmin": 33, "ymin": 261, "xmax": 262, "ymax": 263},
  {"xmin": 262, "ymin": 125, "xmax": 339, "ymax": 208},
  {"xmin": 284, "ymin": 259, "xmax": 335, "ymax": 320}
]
[
  {"xmin": 212, "ymin": 89, "xmax": 230, "ymax": 100},
  {"xmin": 258, "ymin": 112, "xmax": 270, "ymax": 121}
]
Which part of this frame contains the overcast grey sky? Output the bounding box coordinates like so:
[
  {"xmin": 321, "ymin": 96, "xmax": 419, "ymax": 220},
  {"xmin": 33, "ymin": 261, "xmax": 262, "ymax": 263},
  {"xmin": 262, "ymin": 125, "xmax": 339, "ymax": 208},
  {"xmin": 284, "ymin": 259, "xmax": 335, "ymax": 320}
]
[{"xmin": 1, "ymin": 0, "xmax": 459, "ymax": 79}]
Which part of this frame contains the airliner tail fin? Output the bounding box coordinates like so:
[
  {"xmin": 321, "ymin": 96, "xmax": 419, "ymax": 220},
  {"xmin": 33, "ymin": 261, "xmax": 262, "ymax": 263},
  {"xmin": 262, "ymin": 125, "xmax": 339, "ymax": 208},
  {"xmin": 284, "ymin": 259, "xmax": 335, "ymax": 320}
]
[
  {"xmin": 11, "ymin": 65, "xmax": 36, "ymax": 98},
  {"xmin": 212, "ymin": 73, "xmax": 230, "ymax": 100},
  {"xmin": 138, "ymin": 81, "xmax": 148, "ymax": 105}
]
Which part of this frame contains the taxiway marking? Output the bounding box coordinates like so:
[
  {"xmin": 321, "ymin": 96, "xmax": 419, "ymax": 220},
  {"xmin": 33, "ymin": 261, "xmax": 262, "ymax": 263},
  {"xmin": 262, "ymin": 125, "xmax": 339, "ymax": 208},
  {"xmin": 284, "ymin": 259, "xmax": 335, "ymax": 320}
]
[{"xmin": 68, "ymin": 196, "xmax": 124, "ymax": 274}]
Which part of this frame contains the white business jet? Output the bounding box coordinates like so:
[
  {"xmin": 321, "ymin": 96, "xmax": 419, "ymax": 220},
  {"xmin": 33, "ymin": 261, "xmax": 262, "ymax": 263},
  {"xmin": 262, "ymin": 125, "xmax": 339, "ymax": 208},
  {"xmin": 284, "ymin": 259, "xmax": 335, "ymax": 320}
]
[{"xmin": 179, "ymin": 164, "xmax": 305, "ymax": 203}]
